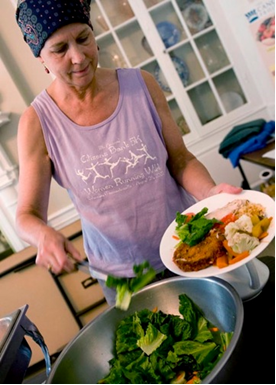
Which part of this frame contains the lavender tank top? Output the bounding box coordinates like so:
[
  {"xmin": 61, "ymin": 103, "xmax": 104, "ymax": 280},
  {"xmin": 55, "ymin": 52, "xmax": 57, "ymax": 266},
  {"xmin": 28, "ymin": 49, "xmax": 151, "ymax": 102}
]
[{"xmin": 32, "ymin": 68, "xmax": 195, "ymax": 277}]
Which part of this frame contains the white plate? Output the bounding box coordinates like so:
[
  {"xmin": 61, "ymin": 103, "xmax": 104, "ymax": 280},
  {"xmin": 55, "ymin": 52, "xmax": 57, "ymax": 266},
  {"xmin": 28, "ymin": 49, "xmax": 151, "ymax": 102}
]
[
  {"xmin": 155, "ymin": 56, "xmax": 189, "ymax": 92},
  {"xmin": 183, "ymin": 3, "xmax": 209, "ymax": 32},
  {"xmin": 160, "ymin": 190, "xmax": 275, "ymax": 278},
  {"xmin": 156, "ymin": 21, "xmax": 180, "ymax": 48}
]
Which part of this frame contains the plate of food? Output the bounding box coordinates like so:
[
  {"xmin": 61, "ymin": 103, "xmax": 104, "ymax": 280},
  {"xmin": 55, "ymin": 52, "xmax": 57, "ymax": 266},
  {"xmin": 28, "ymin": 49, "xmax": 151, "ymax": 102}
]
[{"xmin": 160, "ymin": 190, "xmax": 275, "ymax": 278}]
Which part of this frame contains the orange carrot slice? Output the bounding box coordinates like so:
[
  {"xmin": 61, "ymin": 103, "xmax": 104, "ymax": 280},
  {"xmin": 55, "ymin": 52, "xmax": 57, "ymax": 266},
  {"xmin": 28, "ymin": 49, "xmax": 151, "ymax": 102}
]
[
  {"xmin": 172, "ymin": 235, "xmax": 180, "ymax": 240},
  {"xmin": 218, "ymin": 213, "xmax": 237, "ymax": 229},
  {"xmin": 187, "ymin": 375, "xmax": 200, "ymax": 384},
  {"xmin": 216, "ymin": 255, "xmax": 229, "ymax": 268},
  {"xmin": 229, "ymin": 251, "xmax": 250, "ymax": 265}
]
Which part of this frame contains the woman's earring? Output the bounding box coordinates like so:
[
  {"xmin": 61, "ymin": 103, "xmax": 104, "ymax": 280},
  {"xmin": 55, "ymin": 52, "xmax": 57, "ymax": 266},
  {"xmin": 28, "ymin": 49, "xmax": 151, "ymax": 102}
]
[{"xmin": 43, "ymin": 64, "xmax": 50, "ymax": 74}]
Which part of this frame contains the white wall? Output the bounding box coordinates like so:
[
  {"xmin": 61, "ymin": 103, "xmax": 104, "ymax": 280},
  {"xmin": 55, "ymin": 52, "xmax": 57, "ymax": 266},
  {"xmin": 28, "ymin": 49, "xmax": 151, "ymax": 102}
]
[{"xmin": 0, "ymin": 1, "xmax": 78, "ymax": 245}]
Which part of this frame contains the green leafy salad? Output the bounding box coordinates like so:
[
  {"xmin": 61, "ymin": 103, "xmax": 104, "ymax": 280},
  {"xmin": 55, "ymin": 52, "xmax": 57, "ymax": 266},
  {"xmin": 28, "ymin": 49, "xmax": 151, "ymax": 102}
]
[
  {"xmin": 98, "ymin": 294, "xmax": 233, "ymax": 384},
  {"xmin": 175, "ymin": 208, "xmax": 221, "ymax": 247}
]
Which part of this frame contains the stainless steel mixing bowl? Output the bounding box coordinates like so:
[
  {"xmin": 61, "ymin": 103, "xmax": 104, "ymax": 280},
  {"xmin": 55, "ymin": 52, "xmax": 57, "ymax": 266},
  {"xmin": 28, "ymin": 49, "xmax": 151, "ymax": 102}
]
[{"xmin": 46, "ymin": 276, "xmax": 244, "ymax": 384}]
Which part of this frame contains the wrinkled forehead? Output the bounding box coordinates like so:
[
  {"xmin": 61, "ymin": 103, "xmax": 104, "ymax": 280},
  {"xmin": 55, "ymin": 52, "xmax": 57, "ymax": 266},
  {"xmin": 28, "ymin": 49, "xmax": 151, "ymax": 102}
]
[
  {"xmin": 43, "ymin": 23, "xmax": 93, "ymax": 49},
  {"xmin": 16, "ymin": 0, "xmax": 93, "ymax": 57}
]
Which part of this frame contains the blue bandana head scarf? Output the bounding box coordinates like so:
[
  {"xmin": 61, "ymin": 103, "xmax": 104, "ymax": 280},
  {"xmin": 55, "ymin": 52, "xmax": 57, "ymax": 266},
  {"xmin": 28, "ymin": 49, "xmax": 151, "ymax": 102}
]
[{"xmin": 16, "ymin": 0, "xmax": 93, "ymax": 57}]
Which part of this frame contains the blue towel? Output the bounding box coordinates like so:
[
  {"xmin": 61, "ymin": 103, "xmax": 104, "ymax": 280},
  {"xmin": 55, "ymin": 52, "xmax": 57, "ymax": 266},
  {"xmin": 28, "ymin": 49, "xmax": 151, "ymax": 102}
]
[
  {"xmin": 229, "ymin": 120, "xmax": 275, "ymax": 167},
  {"xmin": 219, "ymin": 119, "xmax": 265, "ymax": 158}
]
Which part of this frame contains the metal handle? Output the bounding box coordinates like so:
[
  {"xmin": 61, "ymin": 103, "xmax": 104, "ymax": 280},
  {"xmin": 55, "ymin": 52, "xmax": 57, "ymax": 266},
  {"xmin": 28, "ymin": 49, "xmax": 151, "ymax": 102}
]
[{"xmin": 23, "ymin": 318, "xmax": 51, "ymax": 377}]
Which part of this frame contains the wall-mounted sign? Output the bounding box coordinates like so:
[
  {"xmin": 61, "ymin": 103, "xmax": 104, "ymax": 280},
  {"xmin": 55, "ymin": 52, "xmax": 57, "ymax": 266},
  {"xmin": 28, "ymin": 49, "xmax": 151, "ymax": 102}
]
[{"xmin": 244, "ymin": 0, "xmax": 275, "ymax": 82}]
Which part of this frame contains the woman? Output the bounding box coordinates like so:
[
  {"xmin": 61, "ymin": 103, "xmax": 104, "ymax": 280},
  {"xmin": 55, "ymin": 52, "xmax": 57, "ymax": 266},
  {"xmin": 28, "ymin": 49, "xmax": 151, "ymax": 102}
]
[{"xmin": 15, "ymin": 0, "xmax": 241, "ymax": 305}]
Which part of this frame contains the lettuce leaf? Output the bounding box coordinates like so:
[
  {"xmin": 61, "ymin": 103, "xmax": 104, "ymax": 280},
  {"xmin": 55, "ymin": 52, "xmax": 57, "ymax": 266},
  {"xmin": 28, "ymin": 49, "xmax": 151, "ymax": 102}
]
[
  {"xmin": 116, "ymin": 313, "xmax": 144, "ymax": 354},
  {"xmin": 173, "ymin": 340, "xmax": 217, "ymax": 365},
  {"xmin": 195, "ymin": 317, "xmax": 214, "ymax": 343},
  {"xmin": 175, "ymin": 208, "xmax": 221, "ymax": 246},
  {"xmin": 98, "ymin": 294, "xmax": 234, "ymax": 384},
  {"xmin": 179, "ymin": 293, "xmax": 203, "ymax": 338},
  {"xmin": 115, "ymin": 282, "xmax": 132, "ymax": 311},
  {"xmin": 137, "ymin": 323, "xmax": 167, "ymax": 355},
  {"xmin": 106, "ymin": 261, "xmax": 156, "ymax": 310}
]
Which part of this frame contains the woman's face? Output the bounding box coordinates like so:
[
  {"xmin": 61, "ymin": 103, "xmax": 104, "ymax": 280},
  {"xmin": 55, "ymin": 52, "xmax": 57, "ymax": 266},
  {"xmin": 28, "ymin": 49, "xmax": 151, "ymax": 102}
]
[{"xmin": 39, "ymin": 23, "xmax": 98, "ymax": 88}]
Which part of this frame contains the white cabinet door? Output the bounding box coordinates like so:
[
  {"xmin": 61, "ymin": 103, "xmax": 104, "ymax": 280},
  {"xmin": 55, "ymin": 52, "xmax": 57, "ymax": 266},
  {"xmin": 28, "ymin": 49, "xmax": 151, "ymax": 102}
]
[{"xmin": 90, "ymin": 0, "xmax": 263, "ymax": 143}]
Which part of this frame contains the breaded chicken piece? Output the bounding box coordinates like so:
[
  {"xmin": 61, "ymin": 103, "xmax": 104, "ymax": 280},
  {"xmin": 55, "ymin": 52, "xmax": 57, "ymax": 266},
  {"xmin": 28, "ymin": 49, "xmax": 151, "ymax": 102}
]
[{"xmin": 173, "ymin": 229, "xmax": 225, "ymax": 272}]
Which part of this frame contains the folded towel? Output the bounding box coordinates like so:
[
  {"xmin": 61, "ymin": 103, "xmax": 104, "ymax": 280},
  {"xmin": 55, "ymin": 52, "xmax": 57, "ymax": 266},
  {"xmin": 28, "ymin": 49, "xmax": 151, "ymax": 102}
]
[
  {"xmin": 219, "ymin": 119, "xmax": 266, "ymax": 159},
  {"xmin": 228, "ymin": 120, "xmax": 275, "ymax": 167}
]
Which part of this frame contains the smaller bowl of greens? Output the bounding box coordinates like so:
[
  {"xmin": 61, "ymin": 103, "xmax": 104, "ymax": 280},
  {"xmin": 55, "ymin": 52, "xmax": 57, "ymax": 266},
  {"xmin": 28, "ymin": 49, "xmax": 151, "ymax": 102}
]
[{"xmin": 46, "ymin": 276, "xmax": 243, "ymax": 384}]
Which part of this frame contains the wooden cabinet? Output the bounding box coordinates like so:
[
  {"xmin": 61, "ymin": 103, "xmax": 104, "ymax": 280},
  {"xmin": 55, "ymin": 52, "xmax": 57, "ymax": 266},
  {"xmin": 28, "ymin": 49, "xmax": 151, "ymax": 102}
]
[
  {"xmin": 0, "ymin": 221, "xmax": 108, "ymax": 367},
  {"xmin": 0, "ymin": 263, "xmax": 80, "ymax": 366},
  {"xmin": 52, "ymin": 235, "xmax": 108, "ymax": 327},
  {"xmin": 89, "ymin": 0, "xmax": 262, "ymax": 144}
]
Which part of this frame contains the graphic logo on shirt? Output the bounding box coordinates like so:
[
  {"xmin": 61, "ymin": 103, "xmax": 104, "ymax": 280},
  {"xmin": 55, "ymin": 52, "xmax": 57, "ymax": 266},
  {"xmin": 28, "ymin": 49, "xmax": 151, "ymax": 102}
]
[{"xmin": 75, "ymin": 135, "xmax": 164, "ymax": 200}]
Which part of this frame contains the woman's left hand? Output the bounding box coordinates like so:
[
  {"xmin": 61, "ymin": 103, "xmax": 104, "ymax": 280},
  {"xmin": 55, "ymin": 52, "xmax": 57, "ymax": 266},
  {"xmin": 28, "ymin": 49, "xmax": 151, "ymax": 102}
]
[{"xmin": 208, "ymin": 183, "xmax": 243, "ymax": 197}]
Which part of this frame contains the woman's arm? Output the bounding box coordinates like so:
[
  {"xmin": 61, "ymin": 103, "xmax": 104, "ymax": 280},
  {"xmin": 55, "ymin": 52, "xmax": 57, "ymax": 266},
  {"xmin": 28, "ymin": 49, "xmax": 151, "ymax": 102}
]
[
  {"xmin": 16, "ymin": 106, "xmax": 82, "ymax": 273},
  {"xmin": 141, "ymin": 70, "xmax": 242, "ymax": 200}
]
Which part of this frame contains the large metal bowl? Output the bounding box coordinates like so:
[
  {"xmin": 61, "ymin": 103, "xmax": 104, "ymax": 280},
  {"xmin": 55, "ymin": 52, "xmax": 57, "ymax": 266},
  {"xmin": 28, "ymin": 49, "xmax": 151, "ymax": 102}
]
[{"xmin": 47, "ymin": 277, "xmax": 244, "ymax": 384}]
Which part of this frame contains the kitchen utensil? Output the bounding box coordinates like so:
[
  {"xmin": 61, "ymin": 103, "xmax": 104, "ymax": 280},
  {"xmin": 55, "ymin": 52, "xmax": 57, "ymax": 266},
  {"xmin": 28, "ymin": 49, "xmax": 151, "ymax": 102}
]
[
  {"xmin": 46, "ymin": 276, "xmax": 244, "ymax": 384},
  {"xmin": 0, "ymin": 305, "xmax": 51, "ymax": 383},
  {"xmin": 74, "ymin": 260, "xmax": 108, "ymax": 281}
]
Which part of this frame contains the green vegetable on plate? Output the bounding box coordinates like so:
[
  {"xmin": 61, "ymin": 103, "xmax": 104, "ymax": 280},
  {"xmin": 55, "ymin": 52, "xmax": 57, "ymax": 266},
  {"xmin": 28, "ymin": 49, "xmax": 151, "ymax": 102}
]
[{"xmin": 175, "ymin": 208, "xmax": 221, "ymax": 247}]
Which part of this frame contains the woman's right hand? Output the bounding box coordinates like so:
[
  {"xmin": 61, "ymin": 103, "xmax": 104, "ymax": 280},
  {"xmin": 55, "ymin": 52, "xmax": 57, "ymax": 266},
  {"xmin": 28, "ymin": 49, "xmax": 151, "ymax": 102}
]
[
  {"xmin": 16, "ymin": 106, "xmax": 83, "ymax": 275},
  {"xmin": 35, "ymin": 226, "xmax": 83, "ymax": 274}
]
